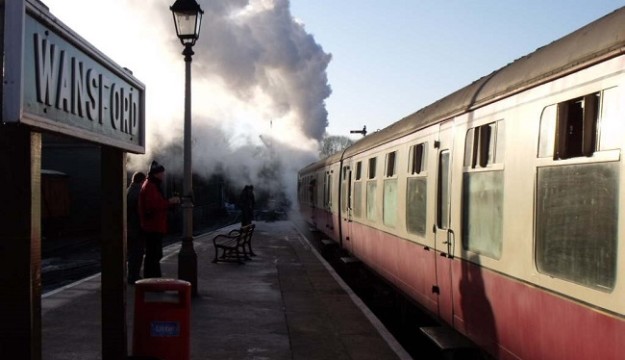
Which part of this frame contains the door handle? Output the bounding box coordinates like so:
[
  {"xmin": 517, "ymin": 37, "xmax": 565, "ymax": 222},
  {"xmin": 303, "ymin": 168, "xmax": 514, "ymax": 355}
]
[{"xmin": 446, "ymin": 229, "xmax": 455, "ymax": 258}]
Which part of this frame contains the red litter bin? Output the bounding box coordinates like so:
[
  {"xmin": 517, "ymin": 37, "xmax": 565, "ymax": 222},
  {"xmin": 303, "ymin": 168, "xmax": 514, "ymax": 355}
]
[{"xmin": 132, "ymin": 278, "xmax": 191, "ymax": 360}]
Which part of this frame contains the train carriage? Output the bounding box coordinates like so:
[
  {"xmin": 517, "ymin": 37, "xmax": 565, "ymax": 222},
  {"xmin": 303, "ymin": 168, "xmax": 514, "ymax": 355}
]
[{"xmin": 298, "ymin": 7, "xmax": 625, "ymax": 360}]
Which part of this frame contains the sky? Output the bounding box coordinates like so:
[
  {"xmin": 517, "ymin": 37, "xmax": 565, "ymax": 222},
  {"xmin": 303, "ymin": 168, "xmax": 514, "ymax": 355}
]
[
  {"xmin": 38, "ymin": 0, "xmax": 625, "ymax": 198},
  {"xmin": 289, "ymin": 1, "xmax": 625, "ymax": 137}
]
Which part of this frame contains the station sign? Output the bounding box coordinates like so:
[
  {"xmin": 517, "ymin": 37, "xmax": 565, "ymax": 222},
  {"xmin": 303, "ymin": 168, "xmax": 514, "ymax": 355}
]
[{"xmin": 2, "ymin": 0, "xmax": 145, "ymax": 153}]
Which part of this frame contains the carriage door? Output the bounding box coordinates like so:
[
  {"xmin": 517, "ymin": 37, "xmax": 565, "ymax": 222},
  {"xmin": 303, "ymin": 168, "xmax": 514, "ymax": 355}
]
[
  {"xmin": 340, "ymin": 164, "xmax": 353, "ymax": 253},
  {"xmin": 433, "ymin": 120, "xmax": 455, "ymax": 324}
]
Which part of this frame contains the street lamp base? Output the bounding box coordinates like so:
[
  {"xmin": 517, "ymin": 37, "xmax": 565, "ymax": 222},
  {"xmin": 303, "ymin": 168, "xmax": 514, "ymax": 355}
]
[{"xmin": 178, "ymin": 236, "xmax": 198, "ymax": 296}]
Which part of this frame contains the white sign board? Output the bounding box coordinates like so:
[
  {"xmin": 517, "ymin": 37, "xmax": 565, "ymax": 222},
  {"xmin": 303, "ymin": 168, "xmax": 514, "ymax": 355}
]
[{"xmin": 3, "ymin": 0, "xmax": 145, "ymax": 153}]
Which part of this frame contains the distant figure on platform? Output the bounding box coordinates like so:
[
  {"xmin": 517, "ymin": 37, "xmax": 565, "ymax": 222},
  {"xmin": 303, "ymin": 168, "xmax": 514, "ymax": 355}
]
[
  {"xmin": 127, "ymin": 171, "xmax": 146, "ymax": 285},
  {"xmin": 239, "ymin": 185, "xmax": 255, "ymax": 226},
  {"xmin": 249, "ymin": 185, "xmax": 255, "ymax": 215},
  {"xmin": 139, "ymin": 161, "xmax": 179, "ymax": 278}
]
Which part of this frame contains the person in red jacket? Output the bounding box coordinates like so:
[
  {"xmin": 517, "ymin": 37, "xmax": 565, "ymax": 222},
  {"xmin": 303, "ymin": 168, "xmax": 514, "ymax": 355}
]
[{"xmin": 139, "ymin": 161, "xmax": 179, "ymax": 278}]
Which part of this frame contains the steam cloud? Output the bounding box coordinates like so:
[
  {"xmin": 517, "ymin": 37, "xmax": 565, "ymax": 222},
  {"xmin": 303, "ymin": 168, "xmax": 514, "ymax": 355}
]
[
  {"xmin": 125, "ymin": 0, "xmax": 332, "ymax": 207},
  {"xmin": 196, "ymin": 0, "xmax": 331, "ymax": 141}
]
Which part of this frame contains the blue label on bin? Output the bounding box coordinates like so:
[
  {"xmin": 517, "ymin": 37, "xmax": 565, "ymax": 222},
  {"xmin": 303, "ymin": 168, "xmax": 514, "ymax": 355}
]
[{"xmin": 150, "ymin": 321, "xmax": 180, "ymax": 337}]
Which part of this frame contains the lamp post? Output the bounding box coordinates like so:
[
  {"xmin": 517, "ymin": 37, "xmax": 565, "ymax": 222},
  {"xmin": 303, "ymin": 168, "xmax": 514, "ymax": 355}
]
[{"xmin": 171, "ymin": 0, "xmax": 203, "ymax": 296}]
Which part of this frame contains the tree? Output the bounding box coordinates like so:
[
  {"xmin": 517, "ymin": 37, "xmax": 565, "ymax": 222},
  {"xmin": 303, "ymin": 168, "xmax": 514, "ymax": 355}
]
[{"xmin": 319, "ymin": 135, "xmax": 354, "ymax": 157}]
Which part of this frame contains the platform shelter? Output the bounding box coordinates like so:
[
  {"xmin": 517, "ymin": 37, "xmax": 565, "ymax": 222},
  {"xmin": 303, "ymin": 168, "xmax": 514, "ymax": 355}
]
[{"xmin": 0, "ymin": 1, "xmax": 145, "ymax": 359}]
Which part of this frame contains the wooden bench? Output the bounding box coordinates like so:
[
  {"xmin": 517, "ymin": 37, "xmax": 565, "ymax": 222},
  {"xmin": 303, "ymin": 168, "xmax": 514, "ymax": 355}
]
[
  {"xmin": 241, "ymin": 223, "xmax": 256, "ymax": 257},
  {"xmin": 212, "ymin": 224, "xmax": 255, "ymax": 263}
]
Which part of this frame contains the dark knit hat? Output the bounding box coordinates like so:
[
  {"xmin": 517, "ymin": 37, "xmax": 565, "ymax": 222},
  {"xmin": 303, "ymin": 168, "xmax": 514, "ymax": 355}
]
[
  {"xmin": 148, "ymin": 160, "xmax": 165, "ymax": 175},
  {"xmin": 131, "ymin": 171, "xmax": 146, "ymax": 183}
]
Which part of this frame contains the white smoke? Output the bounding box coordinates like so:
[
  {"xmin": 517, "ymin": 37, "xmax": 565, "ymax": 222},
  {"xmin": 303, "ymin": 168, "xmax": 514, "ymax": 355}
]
[
  {"xmin": 43, "ymin": 0, "xmax": 330, "ymax": 203},
  {"xmin": 119, "ymin": 0, "xmax": 332, "ymax": 205},
  {"xmin": 193, "ymin": 0, "xmax": 331, "ymax": 140}
]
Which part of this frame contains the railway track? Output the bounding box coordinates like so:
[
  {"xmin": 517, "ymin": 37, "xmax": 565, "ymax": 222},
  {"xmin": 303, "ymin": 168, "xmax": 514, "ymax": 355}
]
[{"xmin": 42, "ymin": 218, "xmax": 240, "ymax": 293}]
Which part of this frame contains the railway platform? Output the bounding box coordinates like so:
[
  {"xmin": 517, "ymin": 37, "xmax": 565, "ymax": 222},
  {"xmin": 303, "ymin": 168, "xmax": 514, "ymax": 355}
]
[{"xmin": 41, "ymin": 220, "xmax": 409, "ymax": 360}]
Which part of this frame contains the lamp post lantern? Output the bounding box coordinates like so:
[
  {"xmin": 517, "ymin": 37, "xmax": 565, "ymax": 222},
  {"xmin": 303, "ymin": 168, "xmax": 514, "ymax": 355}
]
[{"xmin": 171, "ymin": 0, "xmax": 203, "ymax": 296}]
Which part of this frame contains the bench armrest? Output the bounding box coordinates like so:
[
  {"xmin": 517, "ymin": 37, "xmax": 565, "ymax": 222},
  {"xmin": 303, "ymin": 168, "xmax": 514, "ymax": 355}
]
[{"xmin": 213, "ymin": 233, "xmax": 240, "ymax": 245}]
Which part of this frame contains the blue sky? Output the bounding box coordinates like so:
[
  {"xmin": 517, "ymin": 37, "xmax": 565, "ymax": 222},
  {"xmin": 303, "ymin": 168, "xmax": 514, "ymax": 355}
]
[{"xmin": 290, "ymin": 1, "xmax": 625, "ymax": 137}]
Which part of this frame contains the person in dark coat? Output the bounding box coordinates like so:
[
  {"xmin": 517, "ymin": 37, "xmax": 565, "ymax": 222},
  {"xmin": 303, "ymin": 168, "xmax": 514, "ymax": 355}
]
[
  {"xmin": 239, "ymin": 185, "xmax": 255, "ymax": 226},
  {"xmin": 139, "ymin": 161, "xmax": 179, "ymax": 278},
  {"xmin": 127, "ymin": 171, "xmax": 146, "ymax": 285}
]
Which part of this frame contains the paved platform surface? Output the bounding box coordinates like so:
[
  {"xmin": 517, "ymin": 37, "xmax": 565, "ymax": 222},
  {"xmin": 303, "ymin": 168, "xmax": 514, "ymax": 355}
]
[{"xmin": 42, "ymin": 221, "xmax": 408, "ymax": 360}]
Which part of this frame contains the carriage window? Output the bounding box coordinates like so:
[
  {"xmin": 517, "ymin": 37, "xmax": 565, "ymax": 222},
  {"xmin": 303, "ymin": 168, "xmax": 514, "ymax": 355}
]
[
  {"xmin": 462, "ymin": 121, "xmax": 505, "ymax": 258},
  {"xmin": 598, "ymin": 87, "xmax": 622, "ymax": 150},
  {"xmin": 383, "ymin": 178, "xmax": 397, "ymax": 227},
  {"xmin": 437, "ymin": 151, "xmax": 450, "ymax": 229},
  {"xmin": 407, "ymin": 142, "xmax": 428, "ymax": 236},
  {"xmin": 406, "ymin": 177, "xmax": 427, "ymax": 236},
  {"xmin": 327, "ymin": 174, "xmax": 332, "ymax": 207},
  {"xmin": 354, "ymin": 162, "xmax": 363, "ymax": 218},
  {"xmin": 538, "ymin": 105, "xmax": 557, "ymax": 158},
  {"xmin": 323, "ymin": 173, "xmax": 330, "ymax": 207},
  {"xmin": 536, "ymin": 162, "xmax": 618, "ymax": 291},
  {"xmin": 341, "ymin": 166, "xmax": 351, "ymax": 213},
  {"xmin": 353, "ymin": 182, "xmax": 362, "ymax": 218},
  {"xmin": 496, "ymin": 121, "xmax": 506, "ymax": 163},
  {"xmin": 321, "ymin": 172, "xmax": 333, "ymax": 208},
  {"xmin": 464, "ymin": 121, "xmax": 503, "ymax": 168},
  {"xmin": 355, "ymin": 161, "xmax": 362, "ymax": 180},
  {"xmin": 555, "ymin": 93, "xmax": 599, "ymax": 159},
  {"xmin": 386, "ymin": 151, "xmax": 397, "ymax": 177},
  {"xmin": 366, "ymin": 180, "xmax": 377, "ymax": 221},
  {"xmin": 540, "ymin": 89, "xmax": 620, "ymax": 159},
  {"xmin": 410, "ymin": 143, "xmax": 427, "ymax": 174},
  {"xmin": 464, "ymin": 128, "xmax": 475, "ymax": 166},
  {"xmin": 309, "ymin": 178, "xmax": 317, "ymax": 206},
  {"xmin": 462, "ymin": 171, "xmax": 503, "ymax": 259},
  {"xmin": 368, "ymin": 157, "xmax": 377, "ymax": 179}
]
